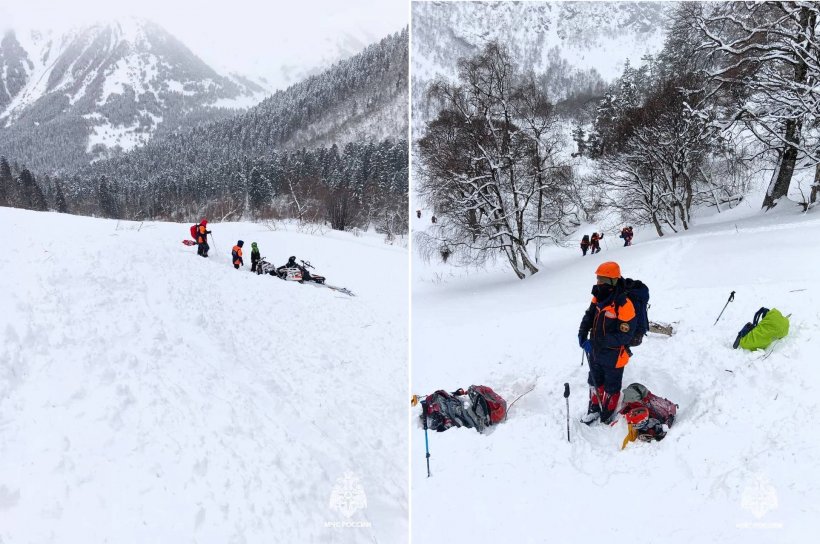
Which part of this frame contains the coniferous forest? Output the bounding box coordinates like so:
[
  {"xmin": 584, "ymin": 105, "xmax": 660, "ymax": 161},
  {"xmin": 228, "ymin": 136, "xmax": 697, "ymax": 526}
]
[{"xmin": 1, "ymin": 29, "xmax": 409, "ymax": 236}]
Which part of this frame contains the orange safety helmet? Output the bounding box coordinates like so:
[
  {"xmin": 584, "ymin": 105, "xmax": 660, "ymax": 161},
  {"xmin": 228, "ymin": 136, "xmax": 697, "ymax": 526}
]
[
  {"xmin": 595, "ymin": 261, "xmax": 621, "ymax": 279},
  {"xmin": 625, "ymin": 406, "xmax": 649, "ymax": 426}
]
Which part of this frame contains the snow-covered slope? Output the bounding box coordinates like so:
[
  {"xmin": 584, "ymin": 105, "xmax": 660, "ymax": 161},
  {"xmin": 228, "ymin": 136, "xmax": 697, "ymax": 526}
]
[
  {"xmin": 0, "ymin": 19, "xmax": 267, "ymax": 172},
  {"xmin": 0, "ymin": 207, "xmax": 407, "ymax": 543},
  {"xmin": 411, "ymin": 200, "xmax": 820, "ymax": 542}
]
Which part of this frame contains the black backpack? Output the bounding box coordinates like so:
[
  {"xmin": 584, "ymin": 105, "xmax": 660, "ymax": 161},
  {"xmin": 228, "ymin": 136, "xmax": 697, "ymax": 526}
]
[{"xmin": 620, "ymin": 278, "xmax": 650, "ymax": 346}]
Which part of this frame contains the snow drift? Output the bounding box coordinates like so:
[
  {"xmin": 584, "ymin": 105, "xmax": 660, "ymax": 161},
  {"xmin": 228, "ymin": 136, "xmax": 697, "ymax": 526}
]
[
  {"xmin": 412, "ymin": 200, "xmax": 820, "ymax": 543},
  {"xmin": 0, "ymin": 207, "xmax": 407, "ymax": 543}
]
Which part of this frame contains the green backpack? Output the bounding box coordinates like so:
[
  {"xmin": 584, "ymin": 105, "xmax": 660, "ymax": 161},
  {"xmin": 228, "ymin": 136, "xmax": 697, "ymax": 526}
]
[{"xmin": 733, "ymin": 307, "xmax": 789, "ymax": 351}]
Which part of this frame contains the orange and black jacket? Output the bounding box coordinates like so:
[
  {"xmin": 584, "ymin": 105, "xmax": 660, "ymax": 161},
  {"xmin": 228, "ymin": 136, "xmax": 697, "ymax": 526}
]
[
  {"xmin": 232, "ymin": 245, "xmax": 244, "ymax": 266},
  {"xmin": 579, "ymin": 286, "xmax": 637, "ymax": 367},
  {"xmin": 197, "ymin": 224, "xmax": 210, "ymax": 244}
]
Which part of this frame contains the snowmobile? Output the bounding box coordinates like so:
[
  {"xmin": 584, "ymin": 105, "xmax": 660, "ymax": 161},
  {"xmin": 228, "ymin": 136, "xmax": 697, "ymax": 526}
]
[
  {"xmin": 260, "ymin": 258, "xmax": 354, "ymax": 296},
  {"xmin": 255, "ymin": 257, "xmax": 278, "ymax": 276},
  {"xmin": 271, "ymin": 259, "xmax": 326, "ymax": 283}
]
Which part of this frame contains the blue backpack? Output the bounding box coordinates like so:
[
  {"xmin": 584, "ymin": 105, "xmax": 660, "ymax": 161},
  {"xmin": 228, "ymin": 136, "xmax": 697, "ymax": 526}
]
[{"xmin": 621, "ymin": 278, "xmax": 650, "ymax": 346}]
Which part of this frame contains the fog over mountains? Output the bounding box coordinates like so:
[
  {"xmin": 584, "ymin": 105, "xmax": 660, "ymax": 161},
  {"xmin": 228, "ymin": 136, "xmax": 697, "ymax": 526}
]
[
  {"xmin": 412, "ymin": 1, "xmax": 675, "ymax": 124},
  {"xmin": 0, "ymin": 18, "xmax": 271, "ymax": 172}
]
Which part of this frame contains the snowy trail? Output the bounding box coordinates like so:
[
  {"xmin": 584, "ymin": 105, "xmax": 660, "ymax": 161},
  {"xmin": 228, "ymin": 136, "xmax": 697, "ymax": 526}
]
[
  {"xmin": 412, "ymin": 202, "xmax": 820, "ymax": 543},
  {"xmin": 0, "ymin": 208, "xmax": 407, "ymax": 543}
]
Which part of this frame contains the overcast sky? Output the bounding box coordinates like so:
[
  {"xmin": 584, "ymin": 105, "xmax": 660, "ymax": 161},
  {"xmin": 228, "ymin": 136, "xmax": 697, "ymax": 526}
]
[{"xmin": 0, "ymin": 0, "xmax": 408, "ymax": 89}]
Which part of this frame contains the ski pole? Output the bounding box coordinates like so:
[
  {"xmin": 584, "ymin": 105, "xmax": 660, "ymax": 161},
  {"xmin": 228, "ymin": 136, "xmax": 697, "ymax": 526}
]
[
  {"xmin": 208, "ymin": 232, "xmax": 218, "ymax": 254},
  {"xmin": 713, "ymin": 291, "xmax": 736, "ymax": 326},
  {"xmin": 563, "ymin": 383, "xmax": 571, "ymax": 442},
  {"xmin": 421, "ymin": 399, "xmax": 431, "ymax": 477}
]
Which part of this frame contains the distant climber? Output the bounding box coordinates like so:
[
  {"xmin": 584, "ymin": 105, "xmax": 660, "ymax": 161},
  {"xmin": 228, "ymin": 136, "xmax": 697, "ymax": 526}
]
[
  {"xmin": 590, "ymin": 232, "xmax": 603, "ymax": 254},
  {"xmin": 580, "ymin": 234, "xmax": 590, "ymax": 256},
  {"xmin": 578, "ymin": 261, "xmax": 636, "ymax": 425},
  {"xmin": 620, "ymin": 226, "xmax": 634, "ymax": 247},
  {"xmin": 250, "ymin": 242, "xmax": 261, "ymax": 273},
  {"xmin": 417, "ymin": 209, "xmax": 422, "ymax": 219},
  {"xmin": 232, "ymin": 240, "xmax": 244, "ymax": 270},
  {"xmin": 195, "ymin": 219, "xmax": 211, "ymax": 258}
]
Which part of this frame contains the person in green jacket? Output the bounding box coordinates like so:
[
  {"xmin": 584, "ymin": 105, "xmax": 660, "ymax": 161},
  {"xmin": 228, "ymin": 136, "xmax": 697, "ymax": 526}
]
[
  {"xmin": 733, "ymin": 307, "xmax": 789, "ymax": 350},
  {"xmin": 250, "ymin": 242, "xmax": 261, "ymax": 273}
]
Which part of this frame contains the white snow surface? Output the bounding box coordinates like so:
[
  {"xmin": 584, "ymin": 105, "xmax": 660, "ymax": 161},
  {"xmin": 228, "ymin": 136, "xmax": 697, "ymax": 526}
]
[
  {"xmin": 411, "ymin": 198, "xmax": 820, "ymax": 543},
  {"xmin": 0, "ymin": 208, "xmax": 408, "ymax": 543}
]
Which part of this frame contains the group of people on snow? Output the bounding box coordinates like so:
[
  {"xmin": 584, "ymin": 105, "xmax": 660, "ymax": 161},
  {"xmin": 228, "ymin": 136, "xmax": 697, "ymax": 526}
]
[
  {"xmin": 191, "ymin": 218, "xmax": 310, "ymax": 280},
  {"xmin": 580, "ymin": 232, "xmax": 604, "ymax": 256},
  {"xmin": 580, "ymin": 227, "xmax": 635, "ymax": 256}
]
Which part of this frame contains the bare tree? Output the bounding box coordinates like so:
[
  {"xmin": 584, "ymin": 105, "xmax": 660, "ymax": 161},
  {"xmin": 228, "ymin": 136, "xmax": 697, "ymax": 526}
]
[{"xmin": 416, "ymin": 42, "xmax": 574, "ymax": 279}]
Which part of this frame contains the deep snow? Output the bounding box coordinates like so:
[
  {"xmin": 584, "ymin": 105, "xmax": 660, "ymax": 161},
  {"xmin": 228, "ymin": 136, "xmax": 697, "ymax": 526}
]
[
  {"xmin": 0, "ymin": 208, "xmax": 408, "ymax": 543},
  {"xmin": 411, "ymin": 199, "xmax": 820, "ymax": 543}
]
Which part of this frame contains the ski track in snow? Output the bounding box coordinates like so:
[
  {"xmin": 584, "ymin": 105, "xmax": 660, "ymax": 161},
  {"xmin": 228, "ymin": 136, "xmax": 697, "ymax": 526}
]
[
  {"xmin": 0, "ymin": 208, "xmax": 407, "ymax": 543},
  {"xmin": 412, "ymin": 201, "xmax": 820, "ymax": 543}
]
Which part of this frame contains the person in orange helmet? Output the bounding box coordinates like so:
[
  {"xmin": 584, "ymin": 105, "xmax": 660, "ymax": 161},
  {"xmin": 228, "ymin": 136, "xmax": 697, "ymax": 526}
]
[{"xmin": 578, "ymin": 261, "xmax": 637, "ymax": 424}]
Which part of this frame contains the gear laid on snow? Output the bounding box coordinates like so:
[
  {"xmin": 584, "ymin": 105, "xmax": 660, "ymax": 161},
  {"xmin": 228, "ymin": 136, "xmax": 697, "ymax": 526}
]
[
  {"xmin": 733, "ymin": 307, "xmax": 789, "ymax": 350},
  {"xmin": 416, "ymin": 385, "xmax": 507, "ymax": 433},
  {"xmin": 619, "ymin": 383, "xmax": 677, "ymax": 449}
]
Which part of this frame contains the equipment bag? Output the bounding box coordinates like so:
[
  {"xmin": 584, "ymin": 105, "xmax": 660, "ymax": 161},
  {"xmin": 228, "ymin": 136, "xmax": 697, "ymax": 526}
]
[
  {"xmin": 621, "ymin": 382, "xmax": 677, "ymax": 425},
  {"xmin": 734, "ymin": 307, "xmax": 789, "ymax": 351},
  {"xmin": 190, "ymin": 224, "xmax": 198, "ymax": 240},
  {"xmin": 621, "ymin": 278, "xmax": 650, "ymax": 346},
  {"xmin": 423, "ymin": 390, "xmax": 481, "ymax": 432},
  {"xmin": 468, "ymin": 385, "xmax": 507, "ymax": 426}
]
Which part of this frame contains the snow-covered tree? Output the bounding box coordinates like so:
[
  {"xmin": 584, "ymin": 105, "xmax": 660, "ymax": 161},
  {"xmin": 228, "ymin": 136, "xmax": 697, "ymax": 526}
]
[
  {"xmin": 686, "ymin": 1, "xmax": 820, "ymax": 209},
  {"xmin": 417, "ymin": 42, "xmax": 575, "ymax": 279}
]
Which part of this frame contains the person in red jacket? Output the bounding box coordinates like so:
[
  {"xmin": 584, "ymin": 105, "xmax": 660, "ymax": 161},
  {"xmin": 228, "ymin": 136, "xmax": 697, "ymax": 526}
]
[
  {"xmin": 578, "ymin": 261, "xmax": 637, "ymax": 424},
  {"xmin": 232, "ymin": 240, "xmax": 244, "ymax": 269},
  {"xmin": 196, "ymin": 219, "xmax": 211, "ymax": 257},
  {"xmin": 590, "ymin": 232, "xmax": 603, "ymax": 254}
]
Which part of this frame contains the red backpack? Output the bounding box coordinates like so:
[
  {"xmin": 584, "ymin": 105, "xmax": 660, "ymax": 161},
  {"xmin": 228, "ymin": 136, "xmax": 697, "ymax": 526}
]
[
  {"xmin": 468, "ymin": 385, "xmax": 507, "ymax": 425},
  {"xmin": 644, "ymin": 392, "xmax": 677, "ymax": 423},
  {"xmin": 190, "ymin": 224, "xmax": 198, "ymax": 240}
]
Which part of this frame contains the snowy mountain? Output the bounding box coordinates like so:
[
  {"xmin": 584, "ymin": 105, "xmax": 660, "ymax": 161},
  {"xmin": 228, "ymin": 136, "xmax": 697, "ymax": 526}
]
[
  {"xmin": 0, "ymin": 207, "xmax": 408, "ymax": 542},
  {"xmin": 412, "ymin": 1, "xmax": 674, "ymax": 125},
  {"xmin": 70, "ymin": 29, "xmax": 409, "ymax": 191},
  {"xmin": 411, "ymin": 183, "xmax": 820, "ymax": 542},
  {"xmin": 0, "ymin": 19, "xmax": 267, "ymax": 172}
]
